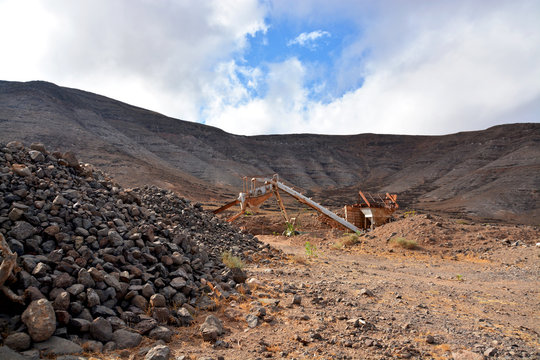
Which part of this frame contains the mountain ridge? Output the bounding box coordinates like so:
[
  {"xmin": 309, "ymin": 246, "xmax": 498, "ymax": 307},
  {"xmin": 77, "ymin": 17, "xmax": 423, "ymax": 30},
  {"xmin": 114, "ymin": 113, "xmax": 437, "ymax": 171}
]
[{"xmin": 1, "ymin": 80, "xmax": 538, "ymax": 224}]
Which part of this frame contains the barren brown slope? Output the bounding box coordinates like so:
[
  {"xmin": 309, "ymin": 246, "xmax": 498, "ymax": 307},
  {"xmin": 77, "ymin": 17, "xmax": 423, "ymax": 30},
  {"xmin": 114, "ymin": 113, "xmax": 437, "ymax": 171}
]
[{"xmin": 0, "ymin": 80, "xmax": 538, "ymax": 224}]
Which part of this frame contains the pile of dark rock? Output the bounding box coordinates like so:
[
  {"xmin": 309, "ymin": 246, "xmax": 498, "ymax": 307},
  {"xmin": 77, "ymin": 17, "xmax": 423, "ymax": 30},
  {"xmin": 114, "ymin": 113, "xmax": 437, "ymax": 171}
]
[{"xmin": 0, "ymin": 141, "xmax": 276, "ymax": 357}]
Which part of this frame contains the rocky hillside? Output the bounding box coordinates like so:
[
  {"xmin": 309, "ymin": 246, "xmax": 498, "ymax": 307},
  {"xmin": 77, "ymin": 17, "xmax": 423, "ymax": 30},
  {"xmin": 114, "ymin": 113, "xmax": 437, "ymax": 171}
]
[{"xmin": 0, "ymin": 80, "xmax": 538, "ymax": 224}]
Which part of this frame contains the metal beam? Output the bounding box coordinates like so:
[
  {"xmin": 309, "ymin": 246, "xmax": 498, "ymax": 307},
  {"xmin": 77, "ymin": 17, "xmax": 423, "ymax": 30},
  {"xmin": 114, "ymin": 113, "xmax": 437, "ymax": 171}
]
[{"xmin": 252, "ymin": 176, "xmax": 361, "ymax": 233}]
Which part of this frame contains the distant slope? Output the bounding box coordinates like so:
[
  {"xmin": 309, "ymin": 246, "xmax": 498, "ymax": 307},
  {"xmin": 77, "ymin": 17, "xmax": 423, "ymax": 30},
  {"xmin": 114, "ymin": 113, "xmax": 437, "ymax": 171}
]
[{"xmin": 0, "ymin": 80, "xmax": 538, "ymax": 224}]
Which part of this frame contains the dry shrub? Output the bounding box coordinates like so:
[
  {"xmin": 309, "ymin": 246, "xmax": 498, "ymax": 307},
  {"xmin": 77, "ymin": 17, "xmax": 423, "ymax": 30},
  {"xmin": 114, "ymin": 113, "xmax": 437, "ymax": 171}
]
[
  {"xmin": 291, "ymin": 254, "xmax": 307, "ymax": 264},
  {"xmin": 342, "ymin": 234, "xmax": 359, "ymax": 246},
  {"xmin": 221, "ymin": 251, "xmax": 245, "ymax": 269},
  {"xmin": 332, "ymin": 234, "xmax": 359, "ymax": 250},
  {"xmin": 390, "ymin": 237, "xmax": 417, "ymax": 249}
]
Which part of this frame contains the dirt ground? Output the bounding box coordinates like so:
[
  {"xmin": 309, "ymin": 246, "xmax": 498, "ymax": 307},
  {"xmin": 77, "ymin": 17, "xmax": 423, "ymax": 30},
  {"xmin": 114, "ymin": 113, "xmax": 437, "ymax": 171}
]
[{"xmin": 109, "ymin": 213, "xmax": 539, "ymax": 360}]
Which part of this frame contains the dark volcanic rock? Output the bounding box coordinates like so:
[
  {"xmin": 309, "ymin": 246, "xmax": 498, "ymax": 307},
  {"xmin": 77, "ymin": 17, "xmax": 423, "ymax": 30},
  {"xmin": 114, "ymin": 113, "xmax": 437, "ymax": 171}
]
[
  {"xmin": 4, "ymin": 332, "xmax": 31, "ymax": 352},
  {"xmin": 112, "ymin": 329, "xmax": 142, "ymax": 349},
  {"xmin": 21, "ymin": 299, "xmax": 56, "ymax": 342},
  {"xmin": 0, "ymin": 142, "xmax": 278, "ymax": 350},
  {"xmin": 200, "ymin": 315, "xmax": 224, "ymax": 342},
  {"xmin": 90, "ymin": 317, "xmax": 113, "ymax": 342},
  {"xmin": 145, "ymin": 344, "xmax": 171, "ymax": 360}
]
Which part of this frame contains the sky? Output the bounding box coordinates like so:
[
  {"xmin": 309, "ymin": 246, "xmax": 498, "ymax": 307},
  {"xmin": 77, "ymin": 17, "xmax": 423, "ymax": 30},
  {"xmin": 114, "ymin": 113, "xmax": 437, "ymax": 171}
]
[{"xmin": 0, "ymin": 0, "xmax": 539, "ymax": 136}]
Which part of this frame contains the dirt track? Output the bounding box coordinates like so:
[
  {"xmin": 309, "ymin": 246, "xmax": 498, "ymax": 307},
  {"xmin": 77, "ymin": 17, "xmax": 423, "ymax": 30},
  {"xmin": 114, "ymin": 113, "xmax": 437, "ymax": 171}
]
[{"xmin": 133, "ymin": 214, "xmax": 539, "ymax": 360}]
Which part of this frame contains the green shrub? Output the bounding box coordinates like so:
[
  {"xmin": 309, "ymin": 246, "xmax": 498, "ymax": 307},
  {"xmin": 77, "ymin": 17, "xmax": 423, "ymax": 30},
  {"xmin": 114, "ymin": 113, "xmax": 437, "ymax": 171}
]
[
  {"xmin": 404, "ymin": 210, "xmax": 417, "ymax": 218},
  {"xmin": 284, "ymin": 221, "xmax": 296, "ymax": 237},
  {"xmin": 304, "ymin": 241, "xmax": 318, "ymax": 257}
]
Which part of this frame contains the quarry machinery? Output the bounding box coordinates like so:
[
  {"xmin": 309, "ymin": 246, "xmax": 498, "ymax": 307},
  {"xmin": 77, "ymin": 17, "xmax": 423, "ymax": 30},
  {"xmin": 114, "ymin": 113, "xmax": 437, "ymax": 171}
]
[
  {"xmin": 213, "ymin": 174, "xmax": 361, "ymax": 233},
  {"xmin": 344, "ymin": 191, "xmax": 399, "ymax": 230}
]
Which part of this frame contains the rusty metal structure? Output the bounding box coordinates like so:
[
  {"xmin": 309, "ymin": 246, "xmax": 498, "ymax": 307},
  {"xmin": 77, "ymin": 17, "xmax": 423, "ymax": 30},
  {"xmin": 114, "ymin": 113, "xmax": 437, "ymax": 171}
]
[
  {"xmin": 214, "ymin": 174, "xmax": 361, "ymax": 233},
  {"xmin": 344, "ymin": 191, "xmax": 399, "ymax": 230}
]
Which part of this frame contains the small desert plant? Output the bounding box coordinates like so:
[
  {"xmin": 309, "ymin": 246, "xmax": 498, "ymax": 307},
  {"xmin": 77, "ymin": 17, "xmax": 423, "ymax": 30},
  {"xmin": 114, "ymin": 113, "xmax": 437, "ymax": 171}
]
[
  {"xmin": 455, "ymin": 219, "xmax": 469, "ymax": 225},
  {"xmin": 333, "ymin": 234, "xmax": 360, "ymax": 250},
  {"xmin": 404, "ymin": 210, "xmax": 417, "ymax": 218},
  {"xmin": 304, "ymin": 241, "xmax": 318, "ymax": 257},
  {"xmin": 456, "ymin": 274, "xmax": 464, "ymax": 281},
  {"xmin": 284, "ymin": 221, "xmax": 296, "ymax": 237},
  {"xmin": 342, "ymin": 234, "xmax": 359, "ymax": 246},
  {"xmin": 389, "ymin": 237, "xmax": 417, "ymax": 249},
  {"xmin": 291, "ymin": 254, "xmax": 307, "ymax": 264},
  {"xmin": 221, "ymin": 251, "xmax": 245, "ymax": 269}
]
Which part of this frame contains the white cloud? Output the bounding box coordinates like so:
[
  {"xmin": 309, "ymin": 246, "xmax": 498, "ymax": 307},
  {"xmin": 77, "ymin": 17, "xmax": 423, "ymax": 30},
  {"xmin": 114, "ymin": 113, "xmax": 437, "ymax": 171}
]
[
  {"xmin": 0, "ymin": 0, "xmax": 538, "ymax": 136},
  {"xmin": 305, "ymin": 0, "xmax": 540, "ymax": 135},
  {"xmin": 0, "ymin": 0, "xmax": 267, "ymax": 122},
  {"xmin": 287, "ymin": 30, "xmax": 330, "ymax": 48},
  {"xmin": 205, "ymin": 58, "xmax": 307, "ymax": 134},
  {"xmin": 207, "ymin": 0, "xmax": 540, "ymax": 135}
]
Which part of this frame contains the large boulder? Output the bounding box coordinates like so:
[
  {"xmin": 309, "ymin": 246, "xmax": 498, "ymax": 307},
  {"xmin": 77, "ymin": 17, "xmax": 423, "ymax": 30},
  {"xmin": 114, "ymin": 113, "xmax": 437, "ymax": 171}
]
[
  {"xmin": 112, "ymin": 329, "xmax": 142, "ymax": 349},
  {"xmin": 21, "ymin": 299, "xmax": 56, "ymax": 342},
  {"xmin": 200, "ymin": 315, "xmax": 223, "ymax": 342},
  {"xmin": 90, "ymin": 317, "xmax": 113, "ymax": 342}
]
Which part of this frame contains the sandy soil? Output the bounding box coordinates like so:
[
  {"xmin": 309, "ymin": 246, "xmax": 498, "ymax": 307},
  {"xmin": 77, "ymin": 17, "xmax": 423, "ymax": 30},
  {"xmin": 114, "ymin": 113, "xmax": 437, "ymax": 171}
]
[{"xmin": 111, "ymin": 213, "xmax": 539, "ymax": 360}]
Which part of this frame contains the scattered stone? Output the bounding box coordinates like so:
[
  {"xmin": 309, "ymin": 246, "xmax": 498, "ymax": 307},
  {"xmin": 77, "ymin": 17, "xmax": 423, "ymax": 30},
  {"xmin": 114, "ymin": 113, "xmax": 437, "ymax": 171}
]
[
  {"xmin": 8, "ymin": 208, "xmax": 24, "ymax": 221},
  {"xmin": 346, "ymin": 318, "xmax": 366, "ymax": 328},
  {"xmin": 6, "ymin": 140, "xmax": 24, "ymax": 149},
  {"xmin": 426, "ymin": 335, "xmax": 436, "ymax": 344},
  {"xmin": 61, "ymin": 151, "xmax": 80, "ymax": 169},
  {"xmin": 81, "ymin": 340, "xmax": 103, "ymax": 353},
  {"xmin": 144, "ymin": 344, "xmax": 170, "ymax": 360},
  {"xmin": 4, "ymin": 332, "xmax": 31, "ymax": 351},
  {"xmin": 148, "ymin": 326, "xmax": 173, "ymax": 343},
  {"xmin": 10, "ymin": 221, "xmax": 35, "ymax": 241},
  {"xmin": 30, "ymin": 143, "xmax": 47, "ymax": 153},
  {"xmin": 112, "ymin": 329, "xmax": 143, "ymax": 349},
  {"xmin": 21, "ymin": 299, "xmax": 56, "ymax": 342},
  {"xmin": 452, "ymin": 350, "xmax": 485, "ymax": 360},
  {"xmin": 292, "ymin": 294, "xmax": 302, "ymax": 305},
  {"xmin": 150, "ymin": 294, "xmax": 167, "ymax": 308},
  {"xmin": 200, "ymin": 315, "xmax": 223, "ymax": 342},
  {"xmin": 90, "ymin": 317, "xmax": 113, "ymax": 342},
  {"xmin": 359, "ymin": 288, "xmax": 374, "ymax": 297},
  {"xmin": 11, "ymin": 164, "xmax": 31, "ymax": 177},
  {"xmin": 20, "ymin": 349, "xmax": 40, "ymax": 360},
  {"xmin": 177, "ymin": 308, "xmax": 194, "ymax": 326},
  {"xmin": 28, "ymin": 150, "xmax": 45, "ymax": 162},
  {"xmin": 0, "ymin": 346, "xmax": 27, "ymax": 360},
  {"xmin": 32, "ymin": 336, "xmax": 83, "ymax": 356},
  {"xmin": 133, "ymin": 318, "xmax": 158, "ymax": 334},
  {"xmin": 230, "ymin": 267, "xmax": 247, "ymax": 283},
  {"xmin": 246, "ymin": 314, "xmax": 259, "ymax": 328},
  {"xmin": 152, "ymin": 307, "xmax": 170, "ymax": 324}
]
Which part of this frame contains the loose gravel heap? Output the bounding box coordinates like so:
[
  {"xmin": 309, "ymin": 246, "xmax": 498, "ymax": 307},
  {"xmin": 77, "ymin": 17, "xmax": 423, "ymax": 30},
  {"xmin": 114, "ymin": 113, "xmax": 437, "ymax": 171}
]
[{"xmin": 0, "ymin": 141, "xmax": 275, "ymax": 355}]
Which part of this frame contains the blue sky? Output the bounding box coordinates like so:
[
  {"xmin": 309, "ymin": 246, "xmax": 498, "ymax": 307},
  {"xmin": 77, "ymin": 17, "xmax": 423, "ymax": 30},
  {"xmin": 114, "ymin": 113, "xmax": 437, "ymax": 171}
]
[
  {"xmin": 241, "ymin": 19, "xmax": 362, "ymax": 103},
  {"xmin": 0, "ymin": 0, "xmax": 539, "ymax": 135}
]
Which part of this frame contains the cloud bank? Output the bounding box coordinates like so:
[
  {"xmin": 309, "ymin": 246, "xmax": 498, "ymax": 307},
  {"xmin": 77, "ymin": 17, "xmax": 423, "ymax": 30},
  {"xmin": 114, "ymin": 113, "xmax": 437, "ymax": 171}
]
[
  {"xmin": 287, "ymin": 30, "xmax": 331, "ymax": 48},
  {"xmin": 0, "ymin": 0, "xmax": 538, "ymax": 135}
]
